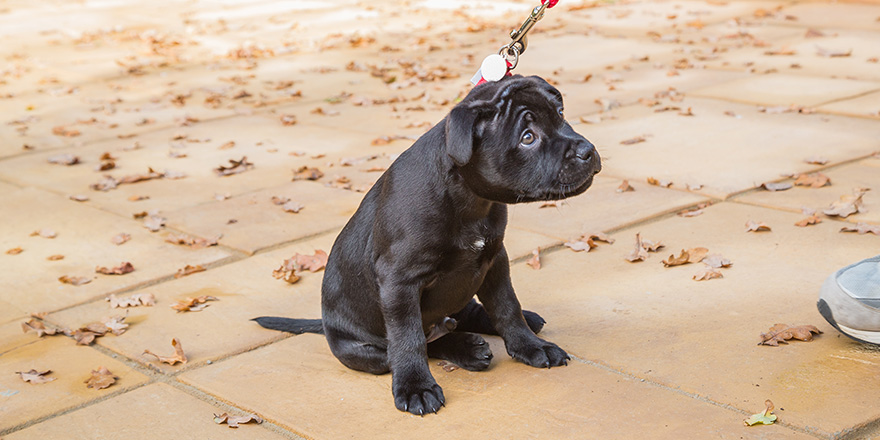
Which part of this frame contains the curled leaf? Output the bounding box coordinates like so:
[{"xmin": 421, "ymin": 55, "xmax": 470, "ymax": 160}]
[
  {"xmin": 759, "ymin": 324, "xmax": 822, "ymax": 346},
  {"xmin": 143, "ymin": 338, "xmax": 187, "ymax": 365},
  {"xmin": 84, "ymin": 366, "xmax": 117, "ymax": 389},
  {"xmin": 527, "ymin": 249, "xmax": 541, "ymax": 270},
  {"xmin": 744, "ymin": 400, "xmax": 777, "ymax": 426},
  {"xmin": 213, "ymin": 412, "xmax": 263, "ymax": 428},
  {"xmin": 823, "ymin": 188, "xmax": 869, "ymax": 218},
  {"xmin": 745, "ymin": 220, "xmax": 772, "ymax": 232},
  {"xmin": 17, "ymin": 369, "xmax": 56, "ymax": 384},
  {"xmin": 96, "ymin": 262, "xmax": 135, "ymax": 275},
  {"xmin": 693, "ymin": 267, "xmax": 723, "ymax": 281},
  {"xmin": 171, "ymin": 295, "xmax": 217, "ymax": 312}
]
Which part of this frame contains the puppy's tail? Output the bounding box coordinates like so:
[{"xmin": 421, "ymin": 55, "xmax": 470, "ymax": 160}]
[{"xmin": 252, "ymin": 317, "xmax": 324, "ymax": 335}]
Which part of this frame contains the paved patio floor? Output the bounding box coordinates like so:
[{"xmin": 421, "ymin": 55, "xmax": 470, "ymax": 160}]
[{"xmin": 1, "ymin": 0, "xmax": 879, "ymax": 438}]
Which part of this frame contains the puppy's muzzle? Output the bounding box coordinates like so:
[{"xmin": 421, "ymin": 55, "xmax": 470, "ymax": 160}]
[{"xmin": 574, "ymin": 139, "xmax": 601, "ymax": 176}]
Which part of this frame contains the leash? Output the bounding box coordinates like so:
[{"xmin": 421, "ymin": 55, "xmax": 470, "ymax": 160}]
[{"xmin": 470, "ymin": 0, "xmax": 559, "ymax": 86}]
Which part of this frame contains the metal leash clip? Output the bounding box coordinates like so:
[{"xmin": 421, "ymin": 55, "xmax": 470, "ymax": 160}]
[{"xmin": 499, "ymin": 1, "xmax": 550, "ymax": 70}]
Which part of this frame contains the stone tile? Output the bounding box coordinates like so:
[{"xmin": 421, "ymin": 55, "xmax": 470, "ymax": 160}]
[
  {"xmin": 763, "ymin": 2, "xmax": 880, "ymax": 31},
  {"xmin": 165, "ymin": 180, "xmax": 363, "ymax": 254},
  {"xmin": 583, "ymin": 96, "xmax": 880, "ymax": 198},
  {"xmin": 502, "ymin": 228, "xmax": 562, "ymax": 262},
  {"xmin": 509, "ymin": 202, "xmax": 880, "ymax": 437},
  {"xmin": 817, "ymin": 90, "xmax": 880, "ymax": 119},
  {"xmin": 710, "ymin": 28, "xmax": 880, "ymax": 82},
  {"xmin": 516, "ymin": 33, "xmax": 676, "ymax": 76},
  {"xmin": 690, "ymin": 73, "xmax": 880, "ymax": 107},
  {"xmin": 0, "ymin": 114, "xmax": 375, "ymax": 217},
  {"xmin": 508, "ymin": 176, "xmax": 709, "ymax": 243},
  {"xmin": 46, "ymin": 235, "xmax": 333, "ymax": 374},
  {"xmin": 0, "ymin": 187, "xmax": 231, "ymax": 320},
  {"xmin": 179, "ymin": 336, "xmax": 810, "ymax": 440},
  {"xmin": 0, "ymin": 319, "xmax": 39, "ymax": 356},
  {"xmin": 736, "ymin": 156, "xmax": 880, "ymax": 225},
  {"xmin": 3, "ymin": 383, "xmax": 287, "ymax": 439},
  {"xmin": 0, "ymin": 335, "xmax": 148, "ymax": 431}
]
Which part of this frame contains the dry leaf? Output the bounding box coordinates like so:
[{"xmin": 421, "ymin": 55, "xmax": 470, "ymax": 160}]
[
  {"xmin": 22, "ymin": 319, "xmax": 63, "ymax": 337},
  {"xmin": 282, "ymin": 201, "xmax": 304, "ymax": 213},
  {"xmin": 744, "ymin": 400, "xmax": 777, "ymax": 426},
  {"xmin": 96, "ymin": 262, "xmax": 135, "ymax": 275},
  {"xmin": 816, "ymin": 46, "xmax": 852, "ymax": 57},
  {"xmin": 215, "ymin": 157, "xmax": 254, "ymax": 176},
  {"xmin": 279, "ymin": 114, "xmax": 297, "ymax": 125},
  {"xmin": 824, "ymin": 188, "xmax": 869, "ymax": 218},
  {"xmin": 662, "ymin": 250, "xmax": 690, "ymax": 267},
  {"xmin": 143, "ymin": 338, "xmax": 187, "ymax": 365},
  {"xmin": 84, "ymin": 366, "xmax": 117, "ymax": 389},
  {"xmin": 839, "ymin": 223, "xmax": 880, "ymax": 235},
  {"xmin": 7, "ymin": 247, "xmax": 23, "ymax": 255},
  {"xmin": 213, "ymin": 412, "xmax": 263, "ymax": 428},
  {"xmin": 678, "ymin": 207, "xmax": 704, "ymax": 217},
  {"xmin": 171, "ymin": 295, "xmax": 217, "ymax": 312},
  {"xmin": 687, "ymin": 247, "xmax": 709, "ymax": 263},
  {"xmin": 107, "ymin": 293, "xmax": 155, "ymax": 308},
  {"xmin": 102, "ymin": 315, "xmax": 129, "ymax": 336},
  {"xmin": 165, "ymin": 233, "xmax": 219, "ymax": 249},
  {"xmin": 693, "ymin": 267, "xmax": 723, "ymax": 281},
  {"xmin": 793, "ymin": 172, "xmax": 830, "ymax": 188},
  {"xmin": 617, "ymin": 180, "xmax": 634, "ymax": 193},
  {"xmin": 804, "ymin": 156, "xmax": 828, "ymax": 165},
  {"xmin": 174, "ymin": 264, "xmax": 206, "ymax": 278},
  {"xmin": 758, "ymin": 324, "xmax": 822, "ymax": 346},
  {"xmin": 745, "ymin": 220, "xmax": 772, "ymax": 232},
  {"xmin": 527, "ymin": 249, "xmax": 541, "ymax": 269},
  {"xmin": 47, "ymin": 254, "xmax": 64, "ymax": 261},
  {"xmin": 620, "ymin": 135, "xmax": 648, "ymax": 145},
  {"xmin": 17, "ymin": 369, "xmax": 56, "ymax": 384},
  {"xmin": 437, "ymin": 360, "xmax": 459, "ymax": 372},
  {"xmin": 761, "ymin": 182, "xmax": 793, "ymax": 192},
  {"xmin": 59, "ymin": 275, "xmax": 92, "ymax": 286},
  {"xmin": 795, "ymin": 214, "xmax": 822, "ymax": 227},
  {"xmin": 32, "ymin": 228, "xmax": 57, "ymax": 238},
  {"xmin": 47, "ymin": 153, "xmax": 80, "ymax": 165},
  {"xmin": 564, "ymin": 232, "xmax": 614, "ymax": 252},
  {"xmin": 701, "ymin": 253, "xmax": 732, "ymax": 268},
  {"xmin": 111, "ymin": 233, "xmax": 131, "ymax": 245},
  {"xmin": 625, "ymin": 233, "xmax": 649, "ymax": 262},
  {"xmin": 143, "ymin": 215, "xmax": 166, "ymax": 232},
  {"xmin": 647, "ymin": 177, "xmax": 673, "ymax": 188},
  {"xmin": 69, "ymin": 194, "xmax": 89, "ymax": 202},
  {"xmin": 764, "ymin": 46, "xmax": 796, "ymax": 56},
  {"xmin": 292, "ymin": 166, "xmax": 324, "ymax": 181}
]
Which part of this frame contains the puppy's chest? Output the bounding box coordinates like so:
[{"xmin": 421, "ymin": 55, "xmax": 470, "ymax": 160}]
[{"xmin": 454, "ymin": 222, "xmax": 503, "ymax": 259}]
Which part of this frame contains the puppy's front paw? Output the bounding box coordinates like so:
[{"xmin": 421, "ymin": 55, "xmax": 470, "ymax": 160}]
[
  {"xmin": 507, "ymin": 339, "xmax": 569, "ymax": 368},
  {"xmin": 393, "ymin": 377, "xmax": 445, "ymax": 416}
]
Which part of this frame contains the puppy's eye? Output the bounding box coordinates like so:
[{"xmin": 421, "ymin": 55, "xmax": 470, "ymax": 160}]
[
  {"xmin": 520, "ymin": 130, "xmax": 536, "ymax": 147},
  {"xmin": 558, "ymin": 108, "xmax": 564, "ymax": 118}
]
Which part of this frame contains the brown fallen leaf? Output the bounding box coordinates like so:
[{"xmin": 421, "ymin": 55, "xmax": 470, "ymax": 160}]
[
  {"xmin": 527, "ymin": 249, "xmax": 541, "ymax": 269},
  {"xmin": 745, "ymin": 220, "xmax": 772, "ymax": 232},
  {"xmin": 282, "ymin": 201, "xmax": 304, "ymax": 213},
  {"xmin": 295, "ymin": 250, "xmax": 329, "ymax": 272},
  {"xmin": 292, "ymin": 166, "xmax": 324, "ymax": 181},
  {"xmin": 793, "ymin": 172, "xmax": 831, "ymax": 188},
  {"xmin": 215, "ymin": 157, "xmax": 254, "ymax": 176},
  {"xmin": 761, "ymin": 182, "xmax": 793, "ymax": 192},
  {"xmin": 69, "ymin": 194, "xmax": 90, "ymax": 202},
  {"xmin": 795, "ymin": 214, "xmax": 822, "ymax": 227},
  {"xmin": 702, "ymin": 253, "xmax": 732, "ymax": 268},
  {"xmin": 7, "ymin": 247, "xmax": 23, "ymax": 255},
  {"xmin": 31, "ymin": 228, "xmax": 57, "ymax": 238},
  {"xmin": 143, "ymin": 214, "xmax": 166, "ymax": 232},
  {"xmin": 662, "ymin": 250, "xmax": 690, "ymax": 267},
  {"xmin": 96, "ymin": 262, "xmax": 135, "ymax": 275},
  {"xmin": 279, "ymin": 114, "xmax": 297, "ymax": 126},
  {"xmin": 758, "ymin": 324, "xmax": 822, "ymax": 346},
  {"xmin": 816, "ymin": 46, "xmax": 852, "ymax": 57},
  {"xmin": 764, "ymin": 46, "xmax": 796, "ymax": 56},
  {"xmin": 687, "ymin": 247, "xmax": 709, "ymax": 263},
  {"xmin": 620, "ymin": 135, "xmax": 648, "ymax": 145},
  {"xmin": 107, "ymin": 293, "xmax": 156, "ymax": 308},
  {"xmin": 47, "ymin": 153, "xmax": 80, "ymax": 165},
  {"xmin": 437, "ymin": 360, "xmax": 460, "ymax": 372},
  {"xmin": 213, "ymin": 412, "xmax": 263, "ymax": 428},
  {"xmin": 59, "ymin": 275, "xmax": 92, "ymax": 286},
  {"xmin": 565, "ymin": 232, "xmax": 614, "ymax": 252},
  {"xmin": 693, "ymin": 267, "xmax": 723, "ymax": 281},
  {"xmin": 174, "ymin": 264, "xmax": 206, "ymax": 278},
  {"xmin": 164, "ymin": 233, "xmax": 219, "ymax": 249},
  {"xmin": 824, "ymin": 188, "xmax": 869, "ymax": 218},
  {"xmin": 625, "ymin": 233, "xmax": 649, "ymax": 262},
  {"xmin": 102, "ymin": 315, "xmax": 129, "ymax": 336},
  {"xmin": 678, "ymin": 207, "xmax": 704, "ymax": 217},
  {"xmin": 617, "ymin": 180, "xmax": 634, "ymax": 193},
  {"xmin": 839, "ymin": 223, "xmax": 880, "ymax": 235},
  {"xmin": 143, "ymin": 338, "xmax": 187, "ymax": 365},
  {"xmin": 647, "ymin": 177, "xmax": 673, "ymax": 188},
  {"xmin": 84, "ymin": 366, "xmax": 117, "ymax": 389},
  {"xmin": 804, "ymin": 156, "xmax": 828, "ymax": 165},
  {"xmin": 47, "ymin": 254, "xmax": 64, "ymax": 261},
  {"xmin": 371, "ymin": 135, "xmax": 410, "ymax": 146},
  {"xmin": 171, "ymin": 295, "xmax": 218, "ymax": 312},
  {"xmin": 272, "ymin": 264, "xmax": 300, "ymax": 284},
  {"xmin": 111, "ymin": 232, "xmax": 131, "ymax": 245},
  {"xmin": 22, "ymin": 318, "xmax": 63, "ymax": 337},
  {"xmin": 17, "ymin": 369, "xmax": 56, "ymax": 384}
]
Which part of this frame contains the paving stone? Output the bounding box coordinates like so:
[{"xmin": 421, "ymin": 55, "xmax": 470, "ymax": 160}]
[
  {"xmin": 817, "ymin": 90, "xmax": 880, "ymax": 119},
  {"xmin": 516, "ymin": 33, "xmax": 676, "ymax": 76},
  {"xmin": 508, "ymin": 176, "xmax": 708, "ymax": 243},
  {"xmin": 690, "ymin": 73, "xmax": 880, "ymax": 107},
  {"xmin": 502, "ymin": 227, "xmax": 562, "ymax": 262},
  {"xmin": 0, "ymin": 335, "xmax": 148, "ymax": 431},
  {"xmin": 3, "ymin": 383, "xmax": 287, "ymax": 439},
  {"xmin": 583, "ymin": 96, "xmax": 880, "ymax": 198},
  {"xmin": 0, "ymin": 186, "xmax": 231, "ymax": 322},
  {"xmin": 763, "ymin": 2, "xmax": 880, "ymax": 31},
  {"xmin": 178, "ymin": 335, "xmax": 811, "ymax": 440},
  {"xmin": 46, "ymin": 235, "xmax": 333, "ymax": 374},
  {"xmin": 0, "ymin": 114, "xmax": 375, "ymax": 217},
  {"xmin": 736, "ymin": 156, "xmax": 880, "ymax": 225},
  {"xmin": 165, "ymin": 180, "xmax": 363, "ymax": 254},
  {"xmin": 508, "ymin": 202, "xmax": 880, "ymax": 437},
  {"xmin": 0, "ymin": 319, "xmax": 39, "ymax": 357}
]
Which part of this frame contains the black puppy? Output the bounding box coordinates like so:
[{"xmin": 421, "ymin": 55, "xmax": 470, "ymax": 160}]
[{"xmin": 255, "ymin": 75, "xmax": 601, "ymax": 415}]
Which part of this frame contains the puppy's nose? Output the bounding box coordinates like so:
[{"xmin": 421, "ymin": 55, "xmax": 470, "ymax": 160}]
[{"xmin": 575, "ymin": 140, "xmax": 600, "ymax": 168}]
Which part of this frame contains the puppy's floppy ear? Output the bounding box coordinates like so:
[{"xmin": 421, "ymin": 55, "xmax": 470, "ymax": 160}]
[{"xmin": 445, "ymin": 104, "xmax": 483, "ymax": 166}]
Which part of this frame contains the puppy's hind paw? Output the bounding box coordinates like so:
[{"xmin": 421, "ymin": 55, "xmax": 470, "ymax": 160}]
[
  {"xmin": 508, "ymin": 340, "xmax": 569, "ymax": 369},
  {"xmin": 393, "ymin": 381, "xmax": 445, "ymax": 416},
  {"xmin": 427, "ymin": 332, "xmax": 493, "ymax": 372}
]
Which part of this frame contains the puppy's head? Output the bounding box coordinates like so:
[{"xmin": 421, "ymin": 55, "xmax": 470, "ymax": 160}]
[{"xmin": 445, "ymin": 75, "xmax": 601, "ymax": 204}]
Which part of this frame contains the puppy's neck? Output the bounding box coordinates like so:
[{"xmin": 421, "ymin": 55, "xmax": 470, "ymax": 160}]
[{"xmin": 447, "ymin": 169, "xmax": 499, "ymax": 221}]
